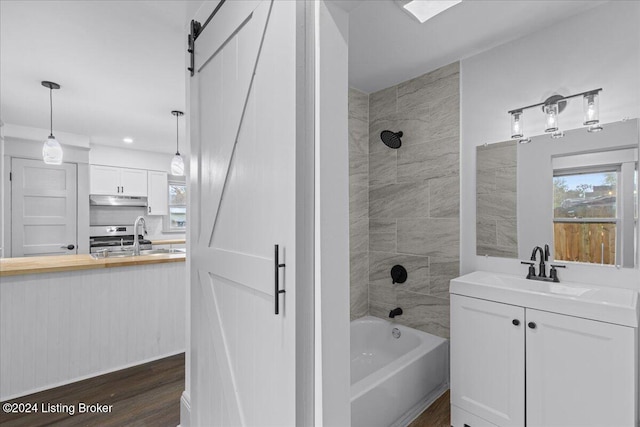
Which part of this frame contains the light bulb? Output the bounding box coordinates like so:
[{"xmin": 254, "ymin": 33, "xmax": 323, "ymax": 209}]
[
  {"xmin": 510, "ymin": 111, "xmax": 523, "ymax": 139},
  {"xmin": 43, "ymin": 135, "xmax": 63, "ymax": 165},
  {"xmin": 583, "ymin": 92, "xmax": 600, "ymax": 125},
  {"xmin": 171, "ymin": 154, "xmax": 184, "ymax": 176},
  {"xmin": 544, "ymin": 103, "xmax": 559, "ymax": 133}
]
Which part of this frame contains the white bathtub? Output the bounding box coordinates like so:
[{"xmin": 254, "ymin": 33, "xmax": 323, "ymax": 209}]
[{"xmin": 351, "ymin": 316, "xmax": 449, "ymax": 427}]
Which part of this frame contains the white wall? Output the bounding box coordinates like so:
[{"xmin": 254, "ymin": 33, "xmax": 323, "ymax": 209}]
[
  {"xmin": 460, "ymin": 1, "xmax": 640, "ymax": 288},
  {"xmin": 315, "ymin": 1, "xmax": 351, "ymax": 426},
  {"xmin": 89, "ymin": 144, "xmax": 174, "ymax": 172}
]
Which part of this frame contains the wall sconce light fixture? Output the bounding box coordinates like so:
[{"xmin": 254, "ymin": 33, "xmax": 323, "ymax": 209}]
[{"xmin": 508, "ymin": 88, "xmax": 603, "ymax": 141}]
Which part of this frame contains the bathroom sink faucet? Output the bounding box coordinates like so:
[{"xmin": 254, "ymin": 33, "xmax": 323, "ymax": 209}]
[
  {"xmin": 530, "ymin": 245, "xmax": 547, "ymax": 278},
  {"xmin": 521, "ymin": 244, "xmax": 566, "ymax": 283},
  {"xmin": 132, "ymin": 216, "xmax": 147, "ymax": 256}
]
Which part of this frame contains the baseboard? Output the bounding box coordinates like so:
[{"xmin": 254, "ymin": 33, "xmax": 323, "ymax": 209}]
[
  {"xmin": 180, "ymin": 391, "xmax": 191, "ymax": 427},
  {"xmin": 0, "ymin": 350, "xmax": 185, "ymax": 402}
]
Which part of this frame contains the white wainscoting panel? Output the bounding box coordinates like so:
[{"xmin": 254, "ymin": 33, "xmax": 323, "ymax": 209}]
[{"xmin": 0, "ymin": 262, "xmax": 186, "ymax": 401}]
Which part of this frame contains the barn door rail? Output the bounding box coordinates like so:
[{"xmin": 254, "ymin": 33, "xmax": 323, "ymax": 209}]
[
  {"xmin": 274, "ymin": 244, "xmax": 286, "ymax": 315},
  {"xmin": 187, "ymin": 0, "xmax": 227, "ymax": 76}
]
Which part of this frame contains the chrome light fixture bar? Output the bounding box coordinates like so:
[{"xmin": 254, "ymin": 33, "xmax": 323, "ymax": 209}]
[
  {"xmin": 508, "ymin": 88, "xmax": 603, "ymax": 141},
  {"xmin": 41, "ymin": 81, "xmax": 63, "ymax": 165}
]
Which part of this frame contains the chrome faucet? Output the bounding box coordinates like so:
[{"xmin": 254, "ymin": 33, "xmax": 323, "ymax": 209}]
[{"xmin": 132, "ymin": 216, "xmax": 147, "ymax": 256}]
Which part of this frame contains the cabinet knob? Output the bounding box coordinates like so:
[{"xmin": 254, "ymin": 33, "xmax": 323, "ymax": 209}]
[
  {"xmin": 512, "ymin": 319, "xmax": 520, "ymax": 326},
  {"xmin": 528, "ymin": 322, "xmax": 537, "ymax": 329}
]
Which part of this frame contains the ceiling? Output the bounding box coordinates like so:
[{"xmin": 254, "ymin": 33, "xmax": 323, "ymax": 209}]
[
  {"xmin": 1, "ymin": 0, "xmax": 606, "ymax": 153},
  {"xmin": 0, "ymin": 0, "xmax": 204, "ymax": 154},
  {"xmin": 348, "ymin": 0, "xmax": 606, "ymax": 93}
]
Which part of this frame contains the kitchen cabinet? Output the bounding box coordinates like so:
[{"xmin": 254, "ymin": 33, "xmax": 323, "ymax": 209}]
[
  {"xmin": 147, "ymin": 171, "xmax": 168, "ymax": 215},
  {"xmin": 451, "ymin": 294, "xmax": 637, "ymax": 427},
  {"xmin": 90, "ymin": 165, "xmax": 147, "ymax": 196}
]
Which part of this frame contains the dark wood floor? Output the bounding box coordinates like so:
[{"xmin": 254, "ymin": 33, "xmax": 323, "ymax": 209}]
[
  {"xmin": 0, "ymin": 353, "xmax": 185, "ymax": 427},
  {"xmin": 1, "ymin": 352, "xmax": 449, "ymax": 426},
  {"xmin": 409, "ymin": 390, "xmax": 451, "ymax": 427}
]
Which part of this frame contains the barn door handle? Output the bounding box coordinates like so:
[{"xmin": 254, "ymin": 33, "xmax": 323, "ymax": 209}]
[{"xmin": 274, "ymin": 244, "xmax": 286, "ymax": 315}]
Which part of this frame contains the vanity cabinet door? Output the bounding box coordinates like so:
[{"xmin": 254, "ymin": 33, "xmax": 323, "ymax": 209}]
[
  {"xmin": 451, "ymin": 295, "xmax": 525, "ymax": 427},
  {"xmin": 526, "ymin": 309, "xmax": 636, "ymax": 427}
]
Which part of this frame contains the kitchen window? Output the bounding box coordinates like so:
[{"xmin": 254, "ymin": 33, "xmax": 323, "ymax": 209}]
[{"xmin": 166, "ymin": 178, "xmax": 186, "ymax": 231}]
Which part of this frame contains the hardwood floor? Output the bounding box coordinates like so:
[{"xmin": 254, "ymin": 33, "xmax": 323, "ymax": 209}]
[
  {"xmin": 0, "ymin": 353, "xmax": 184, "ymax": 427},
  {"xmin": 1, "ymin": 352, "xmax": 450, "ymax": 427},
  {"xmin": 409, "ymin": 390, "xmax": 451, "ymax": 427}
]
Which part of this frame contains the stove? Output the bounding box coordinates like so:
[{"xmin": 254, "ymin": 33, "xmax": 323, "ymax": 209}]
[{"xmin": 89, "ymin": 225, "xmax": 152, "ymax": 254}]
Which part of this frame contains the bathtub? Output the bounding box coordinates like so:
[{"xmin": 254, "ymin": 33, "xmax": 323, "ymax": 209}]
[{"xmin": 351, "ymin": 316, "xmax": 449, "ymax": 427}]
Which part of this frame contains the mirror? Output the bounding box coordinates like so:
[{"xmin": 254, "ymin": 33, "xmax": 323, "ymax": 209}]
[{"xmin": 477, "ymin": 118, "xmax": 639, "ymax": 268}]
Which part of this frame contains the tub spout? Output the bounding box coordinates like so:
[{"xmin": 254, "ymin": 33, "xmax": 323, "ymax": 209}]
[{"xmin": 389, "ymin": 307, "xmax": 403, "ymax": 318}]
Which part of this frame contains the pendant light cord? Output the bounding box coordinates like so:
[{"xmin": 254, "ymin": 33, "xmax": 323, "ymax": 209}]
[
  {"xmin": 175, "ymin": 114, "xmax": 180, "ymax": 155},
  {"xmin": 49, "ymin": 87, "xmax": 54, "ymax": 137}
]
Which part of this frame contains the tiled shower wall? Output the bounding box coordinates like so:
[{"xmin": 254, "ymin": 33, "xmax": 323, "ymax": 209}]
[
  {"xmin": 349, "ymin": 62, "xmax": 460, "ymax": 338},
  {"xmin": 349, "ymin": 88, "xmax": 370, "ymax": 320}
]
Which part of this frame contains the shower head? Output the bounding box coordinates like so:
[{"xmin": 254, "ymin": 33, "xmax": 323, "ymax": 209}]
[{"xmin": 380, "ymin": 130, "xmax": 403, "ymax": 149}]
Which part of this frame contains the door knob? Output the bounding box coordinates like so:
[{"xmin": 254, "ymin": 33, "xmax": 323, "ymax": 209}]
[{"xmin": 61, "ymin": 244, "xmax": 75, "ymax": 250}]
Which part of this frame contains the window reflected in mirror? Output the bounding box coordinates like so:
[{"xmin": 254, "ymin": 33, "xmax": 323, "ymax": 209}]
[{"xmin": 553, "ymin": 170, "xmax": 618, "ymax": 265}]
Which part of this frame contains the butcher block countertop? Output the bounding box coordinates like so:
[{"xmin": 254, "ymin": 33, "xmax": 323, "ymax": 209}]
[
  {"xmin": 151, "ymin": 238, "xmax": 186, "ymax": 245},
  {"xmin": 0, "ymin": 253, "xmax": 186, "ymax": 277}
]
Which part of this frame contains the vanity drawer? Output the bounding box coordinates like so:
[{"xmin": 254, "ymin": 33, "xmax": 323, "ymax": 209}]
[{"xmin": 451, "ymin": 405, "xmax": 500, "ymax": 427}]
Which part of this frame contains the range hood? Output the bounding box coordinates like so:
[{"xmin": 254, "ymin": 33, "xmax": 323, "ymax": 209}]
[{"xmin": 90, "ymin": 195, "xmax": 148, "ymax": 207}]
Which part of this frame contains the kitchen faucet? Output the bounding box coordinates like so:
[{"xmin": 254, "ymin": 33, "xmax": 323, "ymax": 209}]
[{"xmin": 132, "ymin": 216, "xmax": 147, "ymax": 256}]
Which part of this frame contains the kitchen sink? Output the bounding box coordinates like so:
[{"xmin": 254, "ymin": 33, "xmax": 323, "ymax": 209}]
[{"xmin": 91, "ymin": 248, "xmax": 185, "ymax": 259}]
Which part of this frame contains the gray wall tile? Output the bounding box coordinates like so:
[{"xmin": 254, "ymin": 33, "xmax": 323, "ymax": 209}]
[
  {"xmin": 369, "ymin": 85, "xmax": 397, "ymax": 122},
  {"xmin": 397, "ymin": 218, "xmax": 459, "ymax": 258},
  {"xmin": 349, "ymin": 184, "xmax": 368, "ymax": 219},
  {"xmin": 397, "ymin": 136, "xmax": 459, "ymax": 182},
  {"xmin": 349, "ymin": 88, "xmax": 368, "ymax": 122},
  {"xmin": 369, "ymin": 251, "xmax": 429, "ymax": 295},
  {"xmin": 369, "ymin": 149, "xmax": 397, "ymax": 185},
  {"xmin": 369, "ymin": 181, "xmax": 429, "ymax": 218},
  {"xmin": 430, "ymin": 175, "xmax": 460, "ymax": 218}
]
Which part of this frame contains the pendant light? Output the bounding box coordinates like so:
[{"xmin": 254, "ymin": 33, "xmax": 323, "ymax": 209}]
[
  {"xmin": 41, "ymin": 81, "xmax": 63, "ymax": 165},
  {"xmin": 170, "ymin": 110, "xmax": 185, "ymax": 176}
]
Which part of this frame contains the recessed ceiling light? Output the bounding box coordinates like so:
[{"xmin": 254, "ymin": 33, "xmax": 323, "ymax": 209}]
[
  {"xmin": 123, "ymin": 137, "xmax": 133, "ymax": 143},
  {"xmin": 396, "ymin": 0, "xmax": 462, "ymax": 24}
]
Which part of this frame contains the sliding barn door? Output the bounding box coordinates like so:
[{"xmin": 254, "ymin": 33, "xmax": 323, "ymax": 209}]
[{"xmin": 189, "ymin": 1, "xmax": 299, "ymax": 425}]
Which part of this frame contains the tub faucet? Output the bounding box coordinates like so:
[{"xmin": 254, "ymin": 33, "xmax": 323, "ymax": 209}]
[
  {"xmin": 132, "ymin": 216, "xmax": 147, "ymax": 256},
  {"xmin": 389, "ymin": 307, "xmax": 403, "ymax": 318}
]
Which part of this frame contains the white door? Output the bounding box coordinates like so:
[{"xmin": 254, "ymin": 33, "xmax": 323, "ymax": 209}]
[
  {"xmin": 147, "ymin": 171, "xmax": 168, "ymax": 215},
  {"xmin": 189, "ymin": 1, "xmax": 299, "ymax": 425},
  {"xmin": 450, "ymin": 295, "xmax": 525, "ymax": 427},
  {"xmin": 526, "ymin": 309, "xmax": 636, "ymax": 427},
  {"xmin": 120, "ymin": 168, "xmax": 147, "ymax": 196},
  {"xmin": 11, "ymin": 158, "xmax": 77, "ymax": 257}
]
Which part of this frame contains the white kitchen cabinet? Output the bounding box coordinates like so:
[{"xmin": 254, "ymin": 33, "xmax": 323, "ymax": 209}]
[
  {"xmin": 451, "ymin": 293, "xmax": 637, "ymax": 427},
  {"xmin": 90, "ymin": 165, "xmax": 147, "ymax": 196},
  {"xmin": 147, "ymin": 171, "xmax": 168, "ymax": 215}
]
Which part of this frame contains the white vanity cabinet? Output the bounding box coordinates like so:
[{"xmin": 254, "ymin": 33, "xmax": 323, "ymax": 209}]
[
  {"xmin": 450, "ymin": 275, "xmax": 638, "ymax": 427},
  {"xmin": 90, "ymin": 165, "xmax": 147, "ymax": 196}
]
